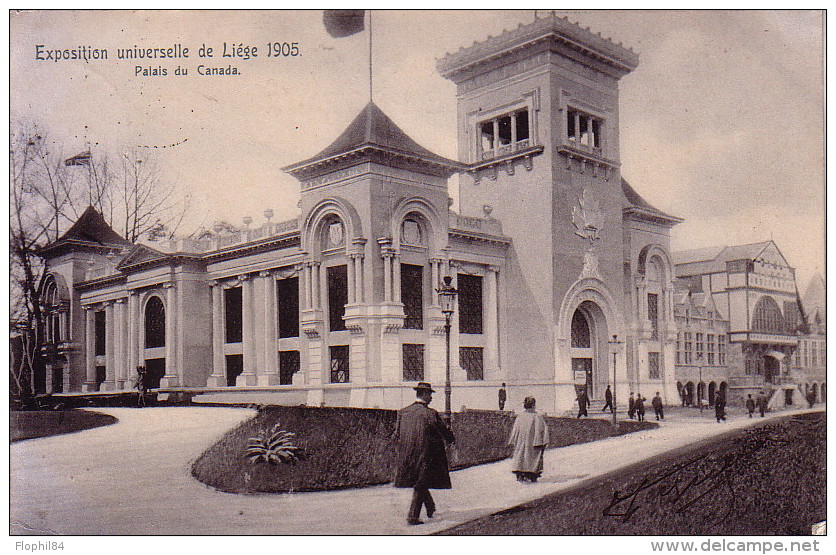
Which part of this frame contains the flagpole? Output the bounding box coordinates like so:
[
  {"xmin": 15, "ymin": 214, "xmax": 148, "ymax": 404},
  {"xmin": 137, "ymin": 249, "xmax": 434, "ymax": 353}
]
[{"xmin": 368, "ymin": 10, "xmax": 373, "ymax": 103}]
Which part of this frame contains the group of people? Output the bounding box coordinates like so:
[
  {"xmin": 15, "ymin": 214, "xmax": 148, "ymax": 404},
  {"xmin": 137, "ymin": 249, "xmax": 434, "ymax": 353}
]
[
  {"xmin": 385, "ymin": 382, "xmax": 787, "ymax": 525},
  {"xmin": 392, "ymin": 382, "xmax": 549, "ymax": 525},
  {"xmin": 745, "ymin": 392, "xmax": 769, "ymax": 418}
]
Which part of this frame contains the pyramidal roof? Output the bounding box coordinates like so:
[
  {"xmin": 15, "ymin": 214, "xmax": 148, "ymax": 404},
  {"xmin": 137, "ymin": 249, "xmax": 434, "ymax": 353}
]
[
  {"xmin": 57, "ymin": 206, "xmax": 132, "ymax": 246},
  {"xmin": 37, "ymin": 206, "xmax": 131, "ymax": 258},
  {"xmin": 284, "ymin": 102, "xmax": 463, "ymax": 180}
]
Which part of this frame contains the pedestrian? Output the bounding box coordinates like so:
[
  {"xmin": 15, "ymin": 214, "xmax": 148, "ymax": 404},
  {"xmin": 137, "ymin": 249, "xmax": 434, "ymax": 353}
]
[
  {"xmin": 498, "ymin": 382, "xmax": 507, "ymax": 411},
  {"xmin": 651, "ymin": 392, "xmax": 664, "ymax": 420},
  {"xmin": 628, "ymin": 392, "xmax": 636, "ymax": 420},
  {"xmin": 508, "ymin": 396, "xmax": 549, "ymax": 483},
  {"xmin": 635, "ymin": 393, "xmax": 646, "ymax": 422},
  {"xmin": 714, "ymin": 389, "xmax": 726, "ymax": 422},
  {"xmin": 392, "ymin": 382, "xmax": 455, "ymax": 525},
  {"xmin": 602, "ymin": 385, "xmax": 613, "ymax": 413},
  {"xmin": 576, "ymin": 387, "xmax": 590, "ymax": 418},
  {"xmin": 806, "ymin": 390, "xmax": 815, "ymax": 408},
  {"xmin": 756, "ymin": 391, "xmax": 767, "ymax": 417},
  {"xmin": 134, "ymin": 365, "xmax": 148, "ymax": 408},
  {"xmin": 746, "ymin": 394, "xmax": 756, "ymax": 418}
]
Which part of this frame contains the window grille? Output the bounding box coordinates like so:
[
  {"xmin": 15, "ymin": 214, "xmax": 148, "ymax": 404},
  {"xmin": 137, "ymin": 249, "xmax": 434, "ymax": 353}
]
[
  {"xmin": 401, "ymin": 264, "xmax": 424, "ymax": 330},
  {"xmin": 648, "ymin": 352, "xmax": 660, "ymax": 379},
  {"xmin": 330, "ymin": 345, "xmax": 349, "ymax": 383},
  {"xmin": 277, "ymin": 277, "xmax": 299, "ymax": 338},
  {"xmin": 327, "ymin": 265, "xmax": 348, "ymax": 332},
  {"xmin": 460, "ymin": 346, "xmax": 484, "ymax": 381},
  {"xmin": 458, "ymin": 274, "xmax": 483, "ymax": 334},
  {"xmin": 402, "ymin": 344, "xmax": 425, "ymax": 381},
  {"xmin": 279, "ymin": 350, "xmax": 300, "ymax": 385},
  {"xmin": 145, "ymin": 296, "xmax": 166, "ymax": 348}
]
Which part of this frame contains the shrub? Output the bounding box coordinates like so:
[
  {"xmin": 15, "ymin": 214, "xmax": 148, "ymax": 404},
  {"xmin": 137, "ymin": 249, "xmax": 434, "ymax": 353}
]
[{"xmin": 245, "ymin": 424, "xmax": 302, "ymax": 465}]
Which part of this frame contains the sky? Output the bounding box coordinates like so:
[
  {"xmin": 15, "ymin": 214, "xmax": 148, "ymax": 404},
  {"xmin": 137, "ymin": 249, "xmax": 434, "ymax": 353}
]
[{"xmin": 10, "ymin": 9, "xmax": 824, "ymax": 288}]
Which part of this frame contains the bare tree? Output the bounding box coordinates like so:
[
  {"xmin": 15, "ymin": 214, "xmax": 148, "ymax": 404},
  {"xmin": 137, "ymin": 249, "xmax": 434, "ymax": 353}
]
[
  {"xmin": 9, "ymin": 123, "xmax": 190, "ymax": 406},
  {"xmin": 113, "ymin": 150, "xmax": 190, "ymax": 243}
]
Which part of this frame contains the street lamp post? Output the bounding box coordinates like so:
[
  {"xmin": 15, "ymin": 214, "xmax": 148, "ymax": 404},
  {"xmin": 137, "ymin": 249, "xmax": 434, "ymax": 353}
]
[
  {"xmin": 437, "ymin": 275, "xmax": 458, "ymax": 424},
  {"xmin": 608, "ymin": 334, "xmax": 623, "ymax": 427},
  {"xmin": 697, "ymin": 354, "xmax": 704, "ymax": 413}
]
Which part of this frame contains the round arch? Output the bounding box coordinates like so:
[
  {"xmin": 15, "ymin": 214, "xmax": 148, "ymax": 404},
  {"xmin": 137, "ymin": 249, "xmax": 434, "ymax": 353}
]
[
  {"xmin": 637, "ymin": 244, "xmax": 675, "ymax": 283},
  {"xmin": 390, "ymin": 196, "xmax": 444, "ymax": 256},
  {"xmin": 302, "ymin": 197, "xmax": 363, "ymax": 257}
]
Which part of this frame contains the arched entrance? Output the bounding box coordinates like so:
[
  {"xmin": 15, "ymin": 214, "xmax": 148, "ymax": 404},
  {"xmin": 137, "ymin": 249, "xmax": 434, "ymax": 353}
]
[
  {"xmin": 685, "ymin": 381, "xmax": 695, "ymax": 406},
  {"xmin": 570, "ymin": 301, "xmax": 609, "ymax": 398},
  {"xmin": 812, "ymin": 383, "xmax": 819, "ymax": 403},
  {"xmin": 708, "ymin": 382, "xmax": 716, "ymax": 406}
]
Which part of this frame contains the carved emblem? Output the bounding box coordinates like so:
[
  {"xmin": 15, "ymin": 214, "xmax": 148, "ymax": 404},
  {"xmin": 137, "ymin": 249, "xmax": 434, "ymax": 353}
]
[
  {"xmin": 573, "ymin": 188, "xmax": 604, "ymax": 245},
  {"xmin": 328, "ymin": 222, "xmax": 344, "ymax": 247}
]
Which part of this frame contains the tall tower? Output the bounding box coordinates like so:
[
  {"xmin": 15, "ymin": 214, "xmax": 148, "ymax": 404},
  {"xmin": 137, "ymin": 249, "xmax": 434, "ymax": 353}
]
[{"xmin": 438, "ymin": 14, "xmax": 640, "ymax": 410}]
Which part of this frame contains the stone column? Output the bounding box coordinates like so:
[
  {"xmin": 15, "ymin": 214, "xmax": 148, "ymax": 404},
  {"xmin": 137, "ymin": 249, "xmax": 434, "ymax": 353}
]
[
  {"xmin": 347, "ymin": 256, "xmax": 356, "ymax": 304},
  {"xmin": 208, "ymin": 281, "xmax": 226, "ymax": 387},
  {"xmin": 114, "ymin": 298, "xmax": 126, "ymax": 389},
  {"xmin": 128, "ymin": 291, "xmax": 139, "ymax": 386},
  {"xmin": 238, "ymin": 274, "xmax": 257, "ymax": 385},
  {"xmin": 304, "ymin": 262, "xmax": 312, "ymax": 310},
  {"xmin": 383, "ymin": 252, "xmax": 393, "ymax": 302},
  {"xmin": 485, "ymin": 266, "xmax": 500, "ymax": 378},
  {"xmin": 259, "ymin": 271, "xmax": 278, "ymax": 385},
  {"xmin": 103, "ymin": 302, "xmax": 116, "ymax": 391},
  {"xmin": 430, "ymin": 258, "xmax": 442, "ymax": 306},
  {"xmin": 393, "ymin": 253, "xmax": 402, "ymax": 304},
  {"xmin": 83, "ymin": 306, "xmax": 97, "ymax": 392},
  {"xmin": 161, "ymin": 283, "xmax": 178, "ymax": 387}
]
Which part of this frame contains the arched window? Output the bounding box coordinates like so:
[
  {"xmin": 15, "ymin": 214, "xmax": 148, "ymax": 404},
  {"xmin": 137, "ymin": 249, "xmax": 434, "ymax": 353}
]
[
  {"xmin": 571, "ymin": 309, "xmax": 591, "ymax": 348},
  {"xmin": 42, "ymin": 278, "xmax": 62, "ymax": 344},
  {"xmin": 752, "ymin": 296, "xmax": 785, "ymax": 333},
  {"xmin": 145, "ymin": 296, "xmax": 166, "ymax": 348}
]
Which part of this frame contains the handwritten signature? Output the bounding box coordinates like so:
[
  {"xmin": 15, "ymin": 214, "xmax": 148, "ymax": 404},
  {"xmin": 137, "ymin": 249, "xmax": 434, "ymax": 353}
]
[{"xmin": 603, "ymin": 423, "xmax": 794, "ymax": 523}]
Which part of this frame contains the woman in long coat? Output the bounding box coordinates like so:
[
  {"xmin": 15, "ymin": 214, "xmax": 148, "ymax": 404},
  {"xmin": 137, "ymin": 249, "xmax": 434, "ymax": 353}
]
[{"xmin": 508, "ymin": 397, "xmax": 550, "ymax": 482}]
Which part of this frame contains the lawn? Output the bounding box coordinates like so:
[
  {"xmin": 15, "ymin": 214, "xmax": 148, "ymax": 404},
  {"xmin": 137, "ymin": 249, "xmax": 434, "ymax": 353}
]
[
  {"xmin": 440, "ymin": 411, "xmax": 826, "ymax": 535},
  {"xmin": 10, "ymin": 409, "xmax": 118, "ymax": 442},
  {"xmin": 191, "ymin": 405, "xmax": 656, "ymax": 493}
]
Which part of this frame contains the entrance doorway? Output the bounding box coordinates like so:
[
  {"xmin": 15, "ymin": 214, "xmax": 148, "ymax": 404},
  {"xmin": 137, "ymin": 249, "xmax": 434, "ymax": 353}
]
[{"xmin": 570, "ymin": 302, "xmax": 608, "ymax": 398}]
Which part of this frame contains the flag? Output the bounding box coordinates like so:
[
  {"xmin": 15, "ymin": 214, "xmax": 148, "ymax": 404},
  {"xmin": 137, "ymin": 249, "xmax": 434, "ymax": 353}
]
[
  {"xmin": 64, "ymin": 151, "xmax": 91, "ymax": 166},
  {"xmin": 323, "ymin": 10, "xmax": 365, "ymax": 38}
]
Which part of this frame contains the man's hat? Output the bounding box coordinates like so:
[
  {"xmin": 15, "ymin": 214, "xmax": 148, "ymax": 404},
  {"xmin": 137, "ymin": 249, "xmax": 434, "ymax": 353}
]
[{"xmin": 414, "ymin": 382, "xmax": 435, "ymax": 393}]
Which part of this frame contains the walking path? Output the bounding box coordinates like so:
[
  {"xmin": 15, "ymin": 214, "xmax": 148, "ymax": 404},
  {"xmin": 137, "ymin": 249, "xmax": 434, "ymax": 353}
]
[{"xmin": 10, "ymin": 405, "xmax": 821, "ymax": 535}]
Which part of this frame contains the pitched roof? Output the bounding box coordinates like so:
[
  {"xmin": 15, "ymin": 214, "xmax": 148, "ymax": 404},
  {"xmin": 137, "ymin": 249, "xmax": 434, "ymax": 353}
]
[
  {"xmin": 283, "ymin": 102, "xmax": 463, "ymax": 179},
  {"xmin": 674, "ymin": 241, "xmax": 776, "ymax": 275},
  {"xmin": 621, "ymin": 178, "xmax": 682, "ymax": 226},
  {"xmin": 58, "ymin": 206, "xmax": 132, "ymax": 246},
  {"xmin": 37, "ymin": 206, "xmax": 131, "ymax": 258}
]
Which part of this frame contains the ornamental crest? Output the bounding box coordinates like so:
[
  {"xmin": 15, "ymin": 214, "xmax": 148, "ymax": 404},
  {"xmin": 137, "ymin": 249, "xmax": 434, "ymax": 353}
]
[
  {"xmin": 328, "ymin": 222, "xmax": 344, "ymax": 247},
  {"xmin": 573, "ymin": 188, "xmax": 604, "ymax": 245}
]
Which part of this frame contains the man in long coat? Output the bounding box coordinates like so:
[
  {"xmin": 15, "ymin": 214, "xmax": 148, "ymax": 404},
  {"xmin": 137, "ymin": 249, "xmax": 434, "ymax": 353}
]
[
  {"xmin": 393, "ymin": 382, "xmax": 455, "ymax": 525},
  {"xmin": 508, "ymin": 396, "xmax": 549, "ymax": 482}
]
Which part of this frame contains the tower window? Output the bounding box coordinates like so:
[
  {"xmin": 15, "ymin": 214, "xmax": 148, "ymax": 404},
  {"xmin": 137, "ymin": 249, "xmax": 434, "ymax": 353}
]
[
  {"xmin": 477, "ymin": 108, "xmax": 530, "ymax": 160},
  {"xmin": 567, "ymin": 109, "xmax": 602, "ymax": 150}
]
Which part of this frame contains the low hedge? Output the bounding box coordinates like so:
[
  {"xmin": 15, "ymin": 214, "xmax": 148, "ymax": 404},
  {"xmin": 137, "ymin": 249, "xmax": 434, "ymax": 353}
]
[
  {"xmin": 11, "ymin": 409, "xmax": 119, "ymax": 442},
  {"xmin": 192, "ymin": 405, "xmax": 656, "ymax": 493}
]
